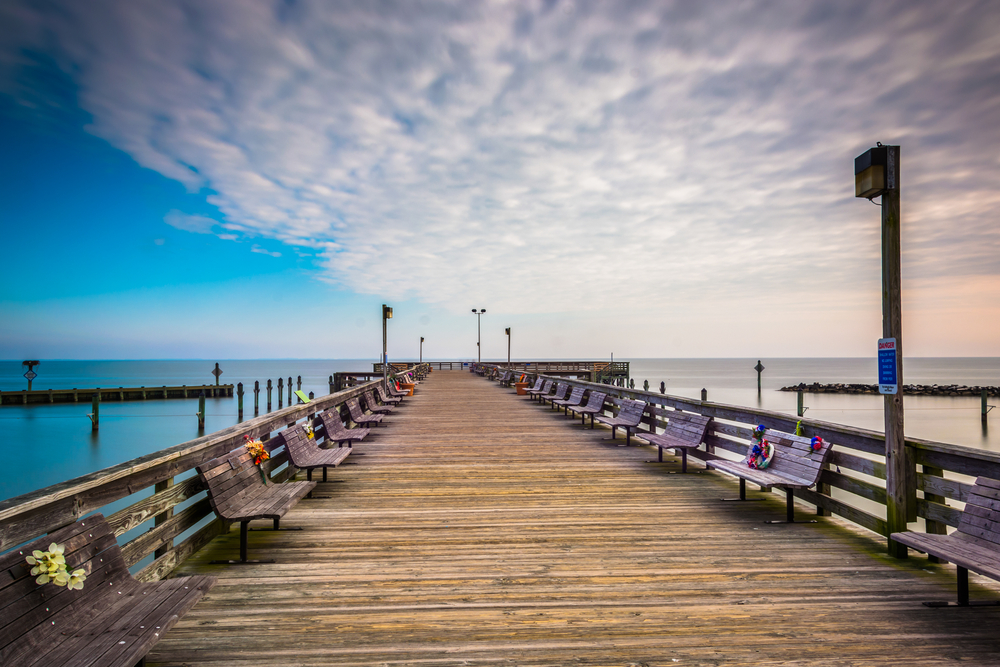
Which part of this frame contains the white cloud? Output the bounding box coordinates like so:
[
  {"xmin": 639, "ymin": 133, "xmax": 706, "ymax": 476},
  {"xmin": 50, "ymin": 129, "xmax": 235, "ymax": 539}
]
[
  {"xmin": 4, "ymin": 0, "xmax": 1000, "ymax": 353},
  {"xmin": 250, "ymin": 244, "xmax": 281, "ymax": 257},
  {"xmin": 164, "ymin": 210, "xmax": 218, "ymax": 234}
]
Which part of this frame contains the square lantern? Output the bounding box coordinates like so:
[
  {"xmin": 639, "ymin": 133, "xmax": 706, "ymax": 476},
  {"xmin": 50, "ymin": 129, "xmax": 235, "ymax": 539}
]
[{"xmin": 855, "ymin": 146, "xmax": 887, "ymax": 198}]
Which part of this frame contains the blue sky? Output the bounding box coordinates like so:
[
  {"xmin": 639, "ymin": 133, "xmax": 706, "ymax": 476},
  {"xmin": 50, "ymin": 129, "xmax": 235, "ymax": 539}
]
[{"xmin": 1, "ymin": 0, "xmax": 1000, "ymax": 360}]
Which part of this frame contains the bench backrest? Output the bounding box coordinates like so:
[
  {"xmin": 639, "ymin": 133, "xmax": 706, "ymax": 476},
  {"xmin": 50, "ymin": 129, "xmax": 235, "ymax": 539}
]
[
  {"xmin": 617, "ymin": 399, "xmax": 646, "ymax": 426},
  {"xmin": 957, "ymin": 476, "xmax": 1000, "ymax": 547},
  {"xmin": 583, "ymin": 391, "xmax": 607, "ymax": 410},
  {"xmin": 363, "ymin": 390, "xmax": 381, "ymax": 408},
  {"xmin": 661, "ymin": 411, "xmax": 712, "ymax": 444},
  {"xmin": 319, "ymin": 409, "xmax": 351, "ymax": 439},
  {"xmin": 346, "ymin": 397, "xmax": 365, "ymax": 419},
  {"xmin": 529, "ymin": 377, "xmax": 544, "ymax": 391},
  {"xmin": 538, "ymin": 380, "xmax": 553, "ymax": 394},
  {"xmin": 564, "ymin": 386, "xmax": 585, "ymax": 404},
  {"xmin": 550, "ymin": 383, "xmax": 569, "ymax": 401},
  {"xmin": 197, "ymin": 446, "xmax": 271, "ymax": 517},
  {"xmin": 280, "ymin": 425, "xmax": 315, "ymax": 466},
  {"xmin": 0, "ymin": 514, "xmax": 128, "ymax": 665},
  {"xmin": 751, "ymin": 429, "xmax": 832, "ymax": 485}
]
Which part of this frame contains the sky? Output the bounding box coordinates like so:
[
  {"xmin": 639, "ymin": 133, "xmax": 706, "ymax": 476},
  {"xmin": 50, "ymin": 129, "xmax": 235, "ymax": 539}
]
[{"xmin": 1, "ymin": 0, "xmax": 999, "ymax": 361}]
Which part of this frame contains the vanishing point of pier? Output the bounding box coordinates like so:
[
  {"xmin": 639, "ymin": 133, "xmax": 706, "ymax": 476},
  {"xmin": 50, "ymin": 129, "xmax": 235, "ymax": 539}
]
[{"xmin": 131, "ymin": 370, "xmax": 1000, "ymax": 665}]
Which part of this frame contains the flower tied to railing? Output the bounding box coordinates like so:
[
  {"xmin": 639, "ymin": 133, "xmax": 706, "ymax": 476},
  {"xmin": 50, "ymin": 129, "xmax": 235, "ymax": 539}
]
[
  {"xmin": 26, "ymin": 543, "xmax": 87, "ymax": 590},
  {"xmin": 303, "ymin": 423, "xmax": 315, "ymax": 439},
  {"xmin": 244, "ymin": 434, "xmax": 270, "ymax": 485}
]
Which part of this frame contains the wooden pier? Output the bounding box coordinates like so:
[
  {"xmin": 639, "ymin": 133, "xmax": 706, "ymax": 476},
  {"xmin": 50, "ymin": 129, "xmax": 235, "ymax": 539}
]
[
  {"xmin": 149, "ymin": 370, "xmax": 1000, "ymax": 665},
  {"xmin": 0, "ymin": 383, "xmax": 233, "ymax": 405}
]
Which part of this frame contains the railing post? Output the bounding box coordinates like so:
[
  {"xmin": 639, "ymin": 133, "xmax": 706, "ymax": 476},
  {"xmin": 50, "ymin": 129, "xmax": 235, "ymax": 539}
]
[
  {"xmin": 153, "ymin": 477, "xmax": 174, "ymax": 559},
  {"xmin": 921, "ymin": 464, "xmax": 948, "ymax": 562}
]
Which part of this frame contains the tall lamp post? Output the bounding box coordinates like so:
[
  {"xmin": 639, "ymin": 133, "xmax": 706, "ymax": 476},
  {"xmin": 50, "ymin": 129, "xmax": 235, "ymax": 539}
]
[
  {"xmin": 382, "ymin": 304, "xmax": 393, "ymax": 387},
  {"xmin": 420, "ymin": 336, "xmax": 425, "ymax": 364},
  {"xmin": 505, "ymin": 328, "xmax": 511, "ymax": 368},
  {"xmin": 471, "ymin": 308, "xmax": 486, "ymax": 363},
  {"xmin": 856, "ymin": 143, "xmax": 910, "ymax": 558}
]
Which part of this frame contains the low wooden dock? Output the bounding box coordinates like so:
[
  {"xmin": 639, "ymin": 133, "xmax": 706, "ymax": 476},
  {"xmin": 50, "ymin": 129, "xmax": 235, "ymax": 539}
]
[
  {"xmin": 0, "ymin": 383, "xmax": 233, "ymax": 405},
  {"xmin": 153, "ymin": 370, "xmax": 1000, "ymax": 666}
]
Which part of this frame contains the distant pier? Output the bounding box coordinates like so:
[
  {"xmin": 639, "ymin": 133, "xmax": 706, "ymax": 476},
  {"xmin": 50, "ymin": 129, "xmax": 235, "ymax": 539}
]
[
  {"xmin": 782, "ymin": 382, "xmax": 1000, "ymax": 396},
  {"xmin": 0, "ymin": 383, "xmax": 234, "ymax": 405}
]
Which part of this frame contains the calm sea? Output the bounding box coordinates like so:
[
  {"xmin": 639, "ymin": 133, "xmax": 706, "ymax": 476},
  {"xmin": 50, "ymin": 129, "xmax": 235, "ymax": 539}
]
[{"xmin": 1, "ymin": 358, "xmax": 997, "ymax": 503}]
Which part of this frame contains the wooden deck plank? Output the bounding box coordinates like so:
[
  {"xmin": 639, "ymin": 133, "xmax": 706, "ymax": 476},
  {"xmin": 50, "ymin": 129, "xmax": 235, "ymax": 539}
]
[{"xmin": 153, "ymin": 371, "xmax": 1000, "ymax": 666}]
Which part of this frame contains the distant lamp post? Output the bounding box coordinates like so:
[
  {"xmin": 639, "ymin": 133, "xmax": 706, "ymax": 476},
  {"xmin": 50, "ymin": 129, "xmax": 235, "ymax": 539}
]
[
  {"xmin": 382, "ymin": 304, "xmax": 393, "ymax": 387},
  {"xmin": 471, "ymin": 308, "xmax": 486, "ymax": 363},
  {"xmin": 505, "ymin": 328, "xmax": 511, "ymax": 368},
  {"xmin": 22, "ymin": 360, "xmax": 40, "ymax": 392},
  {"xmin": 856, "ymin": 143, "xmax": 910, "ymax": 558},
  {"xmin": 420, "ymin": 337, "xmax": 425, "ymax": 364}
]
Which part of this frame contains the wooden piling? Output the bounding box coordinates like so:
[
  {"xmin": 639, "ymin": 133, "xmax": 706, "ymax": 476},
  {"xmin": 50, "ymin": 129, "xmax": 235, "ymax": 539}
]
[
  {"xmin": 797, "ymin": 390, "xmax": 804, "ymax": 417},
  {"xmin": 237, "ymin": 382, "xmax": 244, "ymax": 421},
  {"xmin": 701, "ymin": 388, "xmax": 707, "ymax": 401},
  {"xmin": 288, "ymin": 376, "xmax": 293, "ymax": 405},
  {"xmin": 254, "ymin": 380, "xmax": 260, "ymax": 415},
  {"xmin": 198, "ymin": 391, "xmax": 206, "ymax": 430},
  {"xmin": 266, "ymin": 379, "xmax": 272, "ymax": 412},
  {"xmin": 278, "ymin": 378, "xmax": 284, "ymax": 409},
  {"xmin": 90, "ymin": 392, "xmax": 99, "ymax": 431}
]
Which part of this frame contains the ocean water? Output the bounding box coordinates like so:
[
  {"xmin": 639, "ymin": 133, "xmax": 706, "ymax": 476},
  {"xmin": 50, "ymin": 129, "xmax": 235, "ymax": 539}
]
[{"xmin": 1, "ymin": 358, "xmax": 997, "ymax": 503}]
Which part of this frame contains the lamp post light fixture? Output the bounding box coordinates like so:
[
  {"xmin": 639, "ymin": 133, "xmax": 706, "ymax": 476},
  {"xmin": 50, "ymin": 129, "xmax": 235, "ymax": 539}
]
[
  {"xmin": 471, "ymin": 308, "xmax": 486, "ymax": 363},
  {"xmin": 505, "ymin": 328, "xmax": 511, "ymax": 368},
  {"xmin": 382, "ymin": 304, "xmax": 393, "ymax": 387},
  {"xmin": 420, "ymin": 336, "xmax": 425, "ymax": 364}
]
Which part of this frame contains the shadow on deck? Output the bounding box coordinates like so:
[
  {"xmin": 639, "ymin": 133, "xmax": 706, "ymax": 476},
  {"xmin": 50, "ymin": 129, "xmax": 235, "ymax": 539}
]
[{"xmin": 156, "ymin": 370, "xmax": 1000, "ymax": 666}]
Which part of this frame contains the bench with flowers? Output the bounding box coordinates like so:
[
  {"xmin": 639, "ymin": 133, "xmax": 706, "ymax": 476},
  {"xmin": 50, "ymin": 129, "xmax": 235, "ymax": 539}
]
[{"xmin": 0, "ymin": 513, "xmax": 215, "ymax": 667}]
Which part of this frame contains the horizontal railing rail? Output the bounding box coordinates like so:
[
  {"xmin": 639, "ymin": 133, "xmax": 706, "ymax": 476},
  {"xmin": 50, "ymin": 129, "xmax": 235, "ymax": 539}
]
[
  {"xmin": 482, "ymin": 364, "xmax": 1000, "ymax": 546},
  {"xmin": 0, "ymin": 364, "xmax": 430, "ymax": 581}
]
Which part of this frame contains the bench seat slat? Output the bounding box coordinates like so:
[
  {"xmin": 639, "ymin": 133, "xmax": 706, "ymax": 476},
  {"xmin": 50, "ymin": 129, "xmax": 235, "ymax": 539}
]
[{"xmin": 891, "ymin": 532, "xmax": 1000, "ymax": 580}]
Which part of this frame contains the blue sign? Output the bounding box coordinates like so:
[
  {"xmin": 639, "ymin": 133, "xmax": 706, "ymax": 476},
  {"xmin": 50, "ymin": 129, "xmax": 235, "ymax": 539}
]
[{"xmin": 878, "ymin": 338, "xmax": 897, "ymax": 394}]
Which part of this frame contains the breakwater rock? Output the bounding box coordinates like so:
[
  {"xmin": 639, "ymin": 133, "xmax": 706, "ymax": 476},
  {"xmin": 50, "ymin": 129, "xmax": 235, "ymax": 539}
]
[{"xmin": 780, "ymin": 383, "xmax": 1000, "ymax": 396}]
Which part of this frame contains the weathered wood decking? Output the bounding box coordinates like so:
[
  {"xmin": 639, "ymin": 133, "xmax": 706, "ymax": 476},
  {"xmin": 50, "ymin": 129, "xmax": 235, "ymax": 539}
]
[{"xmin": 156, "ymin": 371, "xmax": 1000, "ymax": 665}]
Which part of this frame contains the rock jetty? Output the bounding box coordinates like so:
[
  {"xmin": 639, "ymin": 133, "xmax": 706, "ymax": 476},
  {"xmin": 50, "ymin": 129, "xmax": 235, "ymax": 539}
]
[{"xmin": 780, "ymin": 383, "xmax": 999, "ymax": 396}]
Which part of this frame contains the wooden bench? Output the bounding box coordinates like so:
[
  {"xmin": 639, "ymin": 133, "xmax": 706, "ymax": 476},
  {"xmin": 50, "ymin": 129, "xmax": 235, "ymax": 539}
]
[
  {"xmin": 523, "ymin": 377, "xmax": 544, "ymax": 396},
  {"xmin": 318, "ymin": 408, "xmax": 370, "ymax": 446},
  {"xmin": 891, "ymin": 476, "xmax": 1000, "ymax": 606},
  {"xmin": 569, "ymin": 391, "xmax": 608, "ymax": 428},
  {"xmin": 281, "ymin": 423, "xmax": 351, "ymax": 483},
  {"xmin": 707, "ymin": 429, "xmax": 833, "ymax": 523},
  {"xmin": 347, "ymin": 397, "xmax": 384, "ymax": 427},
  {"xmin": 363, "ymin": 390, "xmax": 394, "ymax": 415},
  {"xmin": 197, "ymin": 444, "xmax": 316, "ymax": 563},
  {"xmin": 376, "ymin": 384, "xmax": 403, "ymax": 406},
  {"xmin": 636, "ymin": 411, "xmax": 713, "ymax": 473},
  {"xmin": 526, "ymin": 379, "xmax": 553, "ymax": 402},
  {"xmin": 552, "ymin": 386, "xmax": 585, "ymax": 415},
  {"xmin": 542, "ymin": 383, "xmax": 570, "ymax": 409},
  {"xmin": 0, "ymin": 513, "xmax": 215, "ymax": 667},
  {"xmin": 596, "ymin": 398, "xmax": 647, "ymax": 446}
]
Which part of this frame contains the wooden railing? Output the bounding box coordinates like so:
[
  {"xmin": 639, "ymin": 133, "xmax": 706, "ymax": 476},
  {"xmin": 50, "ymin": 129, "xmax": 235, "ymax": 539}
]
[
  {"xmin": 0, "ymin": 378, "xmax": 395, "ymax": 581},
  {"xmin": 485, "ymin": 365, "xmax": 1000, "ymax": 549}
]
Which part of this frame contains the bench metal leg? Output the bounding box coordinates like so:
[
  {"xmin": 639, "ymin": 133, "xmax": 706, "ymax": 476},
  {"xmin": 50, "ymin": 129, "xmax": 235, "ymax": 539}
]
[
  {"xmin": 922, "ymin": 567, "xmax": 1000, "ymax": 607},
  {"xmin": 722, "ymin": 478, "xmax": 765, "ymax": 502},
  {"xmin": 764, "ymin": 489, "xmax": 818, "ymax": 524},
  {"xmin": 210, "ymin": 520, "xmax": 276, "ymax": 565}
]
